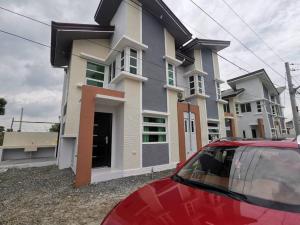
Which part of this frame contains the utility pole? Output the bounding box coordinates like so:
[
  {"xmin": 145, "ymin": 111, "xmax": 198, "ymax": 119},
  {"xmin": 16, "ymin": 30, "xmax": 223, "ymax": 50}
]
[
  {"xmin": 286, "ymin": 62, "xmax": 300, "ymax": 136},
  {"xmin": 10, "ymin": 117, "xmax": 14, "ymax": 131},
  {"xmin": 18, "ymin": 107, "xmax": 23, "ymax": 132}
]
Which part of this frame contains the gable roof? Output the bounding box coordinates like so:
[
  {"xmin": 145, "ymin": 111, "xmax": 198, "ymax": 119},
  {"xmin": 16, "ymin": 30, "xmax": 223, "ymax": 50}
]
[
  {"xmin": 51, "ymin": 22, "xmax": 114, "ymax": 67},
  {"xmin": 180, "ymin": 38, "xmax": 230, "ymax": 52},
  {"xmin": 227, "ymin": 69, "xmax": 279, "ymax": 95},
  {"xmin": 94, "ymin": 0, "xmax": 192, "ymax": 47},
  {"xmin": 221, "ymin": 88, "xmax": 245, "ymax": 99}
]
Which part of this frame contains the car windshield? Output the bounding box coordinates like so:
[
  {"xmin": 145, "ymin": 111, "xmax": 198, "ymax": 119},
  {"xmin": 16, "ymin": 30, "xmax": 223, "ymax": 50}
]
[{"xmin": 176, "ymin": 146, "xmax": 300, "ymax": 212}]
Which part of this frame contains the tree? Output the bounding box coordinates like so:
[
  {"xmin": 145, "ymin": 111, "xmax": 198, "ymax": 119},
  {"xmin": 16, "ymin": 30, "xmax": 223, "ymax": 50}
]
[
  {"xmin": 0, "ymin": 126, "xmax": 4, "ymax": 146},
  {"xmin": 0, "ymin": 98, "xmax": 7, "ymax": 115},
  {"xmin": 49, "ymin": 123, "xmax": 60, "ymax": 132}
]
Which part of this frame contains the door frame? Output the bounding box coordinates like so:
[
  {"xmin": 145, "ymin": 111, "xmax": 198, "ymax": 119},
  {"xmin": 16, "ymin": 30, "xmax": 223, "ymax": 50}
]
[
  {"xmin": 177, "ymin": 102, "xmax": 202, "ymax": 162},
  {"xmin": 92, "ymin": 112, "xmax": 113, "ymax": 168}
]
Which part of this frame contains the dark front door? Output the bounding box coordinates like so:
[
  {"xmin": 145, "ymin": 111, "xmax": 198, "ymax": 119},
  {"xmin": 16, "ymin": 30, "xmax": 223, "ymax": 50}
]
[{"xmin": 92, "ymin": 112, "xmax": 112, "ymax": 168}]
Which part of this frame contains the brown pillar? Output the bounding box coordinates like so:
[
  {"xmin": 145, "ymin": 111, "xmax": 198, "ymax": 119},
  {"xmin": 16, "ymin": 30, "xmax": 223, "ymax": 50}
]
[
  {"xmin": 257, "ymin": 118, "xmax": 265, "ymax": 138},
  {"xmin": 75, "ymin": 85, "xmax": 124, "ymax": 187}
]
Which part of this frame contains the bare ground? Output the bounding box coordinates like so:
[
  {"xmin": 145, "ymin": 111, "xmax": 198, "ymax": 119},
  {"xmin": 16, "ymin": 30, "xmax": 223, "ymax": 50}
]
[{"xmin": 0, "ymin": 166, "xmax": 173, "ymax": 225}]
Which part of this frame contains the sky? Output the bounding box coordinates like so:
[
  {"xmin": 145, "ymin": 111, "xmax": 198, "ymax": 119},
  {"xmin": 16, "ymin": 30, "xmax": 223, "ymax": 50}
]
[{"xmin": 0, "ymin": 0, "xmax": 299, "ymax": 131}]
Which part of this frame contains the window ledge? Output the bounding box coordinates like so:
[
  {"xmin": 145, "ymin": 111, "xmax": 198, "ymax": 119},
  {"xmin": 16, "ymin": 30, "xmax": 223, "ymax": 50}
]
[
  {"xmin": 142, "ymin": 110, "xmax": 169, "ymax": 116},
  {"xmin": 237, "ymin": 114, "xmax": 244, "ymax": 117},
  {"xmin": 216, "ymin": 99, "xmax": 228, "ymax": 104},
  {"xmin": 184, "ymin": 69, "xmax": 208, "ymax": 77},
  {"xmin": 163, "ymin": 55, "xmax": 183, "ymax": 66},
  {"xmin": 105, "ymin": 35, "xmax": 148, "ymax": 63},
  {"xmin": 215, "ymin": 78, "xmax": 225, "ymax": 84},
  {"xmin": 186, "ymin": 93, "xmax": 210, "ymax": 100},
  {"xmin": 255, "ymin": 112, "xmax": 263, "ymax": 115},
  {"xmin": 79, "ymin": 52, "xmax": 105, "ymax": 64},
  {"xmin": 111, "ymin": 71, "xmax": 148, "ymax": 84},
  {"xmin": 163, "ymin": 85, "xmax": 184, "ymax": 92}
]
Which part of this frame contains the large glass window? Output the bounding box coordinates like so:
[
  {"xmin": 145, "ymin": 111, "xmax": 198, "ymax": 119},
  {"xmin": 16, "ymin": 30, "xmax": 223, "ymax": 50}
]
[
  {"xmin": 208, "ymin": 122, "xmax": 220, "ymax": 141},
  {"xmin": 223, "ymin": 103, "xmax": 230, "ymax": 113},
  {"xmin": 235, "ymin": 104, "xmax": 240, "ymax": 114},
  {"xmin": 109, "ymin": 60, "xmax": 116, "ymax": 83},
  {"xmin": 198, "ymin": 75, "xmax": 204, "ymax": 94},
  {"xmin": 216, "ymin": 82, "xmax": 221, "ymax": 100},
  {"xmin": 167, "ymin": 63, "xmax": 175, "ymax": 86},
  {"xmin": 175, "ymin": 146, "xmax": 300, "ymax": 212},
  {"xmin": 189, "ymin": 76, "xmax": 195, "ymax": 95},
  {"xmin": 129, "ymin": 49, "xmax": 138, "ymax": 74},
  {"xmin": 241, "ymin": 103, "xmax": 251, "ymax": 113},
  {"xmin": 256, "ymin": 101, "xmax": 262, "ymax": 112},
  {"xmin": 86, "ymin": 62, "xmax": 105, "ymax": 87},
  {"xmin": 120, "ymin": 50, "xmax": 125, "ymax": 71},
  {"xmin": 143, "ymin": 116, "xmax": 167, "ymax": 143}
]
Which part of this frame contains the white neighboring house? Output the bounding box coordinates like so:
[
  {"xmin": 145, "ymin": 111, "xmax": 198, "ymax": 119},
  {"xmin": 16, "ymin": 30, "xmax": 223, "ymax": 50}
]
[
  {"xmin": 227, "ymin": 69, "xmax": 287, "ymax": 139},
  {"xmin": 0, "ymin": 132, "xmax": 57, "ymax": 168}
]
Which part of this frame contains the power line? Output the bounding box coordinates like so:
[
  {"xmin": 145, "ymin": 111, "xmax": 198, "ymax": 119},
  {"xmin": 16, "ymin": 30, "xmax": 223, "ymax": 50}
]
[
  {"xmin": 0, "ymin": 27, "xmax": 269, "ymax": 102},
  {"xmin": 0, "ymin": 2, "xmax": 285, "ymax": 90},
  {"xmin": 187, "ymin": 0, "xmax": 286, "ymax": 80},
  {"xmin": 0, "ymin": 28, "xmax": 50, "ymax": 48},
  {"xmin": 218, "ymin": 0, "xmax": 285, "ymax": 63},
  {"xmin": 0, "ymin": 3, "xmax": 251, "ymax": 79},
  {"xmin": 0, "ymin": 6, "xmax": 51, "ymax": 26}
]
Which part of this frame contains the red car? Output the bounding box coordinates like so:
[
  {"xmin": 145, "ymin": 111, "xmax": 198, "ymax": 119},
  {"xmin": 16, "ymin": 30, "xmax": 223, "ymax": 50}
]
[{"xmin": 101, "ymin": 139, "xmax": 300, "ymax": 225}]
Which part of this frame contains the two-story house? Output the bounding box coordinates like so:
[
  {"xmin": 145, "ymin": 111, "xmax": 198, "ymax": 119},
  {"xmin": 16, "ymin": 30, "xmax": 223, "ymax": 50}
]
[
  {"xmin": 50, "ymin": 0, "xmax": 230, "ymax": 187},
  {"xmin": 226, "ymin": 69, "xmax": 286, "ymax": 139}
]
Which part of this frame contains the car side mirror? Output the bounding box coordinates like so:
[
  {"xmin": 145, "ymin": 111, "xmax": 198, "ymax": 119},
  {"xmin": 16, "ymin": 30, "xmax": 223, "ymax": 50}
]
[{"xmin": 176, "ymin": 161, "xmax": 184, "ymax": 171}]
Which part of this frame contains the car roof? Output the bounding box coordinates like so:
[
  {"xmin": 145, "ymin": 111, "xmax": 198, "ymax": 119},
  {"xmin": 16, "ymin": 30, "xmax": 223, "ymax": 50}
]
[{"xmin": 207, "ymin": 139, "xmax": 299, "ymax": 149}]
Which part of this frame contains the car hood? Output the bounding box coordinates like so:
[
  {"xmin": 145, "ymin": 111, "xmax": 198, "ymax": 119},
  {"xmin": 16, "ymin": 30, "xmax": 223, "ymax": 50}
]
[{"xmin": 102, "ymin": 178, "xmax": 300, "ymax": 225}]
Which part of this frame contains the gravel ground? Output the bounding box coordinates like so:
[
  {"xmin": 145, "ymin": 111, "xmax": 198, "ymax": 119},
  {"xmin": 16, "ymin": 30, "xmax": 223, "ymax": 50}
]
[{"xmin": 0, "ymin": 166, "xmax": 173, "ymax": 225}]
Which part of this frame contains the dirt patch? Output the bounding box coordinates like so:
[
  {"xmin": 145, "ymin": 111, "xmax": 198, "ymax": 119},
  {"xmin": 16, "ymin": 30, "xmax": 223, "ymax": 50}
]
[{"xmin": 0, "ymin": 166, "xmax": 173, "ymax": 225}]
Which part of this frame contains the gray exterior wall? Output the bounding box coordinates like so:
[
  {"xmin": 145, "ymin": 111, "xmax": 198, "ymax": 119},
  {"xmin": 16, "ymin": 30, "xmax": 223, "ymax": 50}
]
[
  {"xmin": 202, "ymin": 48, "xmax": 218, "ymax": 119},
  {"xmin": 268, "ymin": 114, "xmax": 274, "ymax": 128},
  {"xmin": 2, "ymin": 147, "xmax": 55, "ymax": 161},
  {"xmin": 263, "ymin": 85, "xmax": 269, "ymax": 99},
  {"xmin": 142, "ymin": 9, "xmax": 167, "ymax": 112},
  {"xmin": 265, "ymin": 101, "xmax": 271, "ymax": 113},
  {"xmin": 142, "ymin": 144, "xmax": 169, "ymax": 167}
]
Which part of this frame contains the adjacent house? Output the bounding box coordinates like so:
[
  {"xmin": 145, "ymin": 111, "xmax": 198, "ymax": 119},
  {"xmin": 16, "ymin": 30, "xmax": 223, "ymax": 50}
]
[
  {"xmin": 50, "ymin": 0, "xmax": 230, "ymax": 187},
  {"xmin": 226, "ymin": 69, "xmax": 286, "ymax": 139},
  {"xmin": 221, "ymin": 88, "xmax": 245, "ymax": 138},
  {"xmin": 0, "ymin": 132, "xmax": 57, "ymax": 167}
]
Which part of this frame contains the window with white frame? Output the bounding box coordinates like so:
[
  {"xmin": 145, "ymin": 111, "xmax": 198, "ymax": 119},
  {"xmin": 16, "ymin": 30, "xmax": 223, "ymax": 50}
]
[
  {"xmin": 167, "ymin": 63, "xmax": 175, "ymax": 86},
  {"xmin": 223, "ymin": 103, "xmax": 230, "ymax": 113},
  {"xmin": 143, "ymin": 116, "xmax": 167, "ymax": 143},
  {"xmin": 208, "ymin": 122, "xmax": 220, "ymax": 141},
  {"xmin": 271, "ymin": 105, "xmax": 276, "ymax": 115},
  {"xmin": 120, "ymin": 50, "xmax": 125, "ymax": 71},
  {"xmin": 216, "ymin": 82, "xmax": 221, "ymax": 100},
  {"xmin": 189, "ymin": 76, "xmax": 195, "ymax": 95},
  {"xmin": 109, "ymin": 60, "xmax": 116, "ymax": 83},
  {"xmin": 256, "ymin": 101, "xmax": 262, "ymax": 112},
  {"xmin": 129, "ymin": 48, "xmax": 138, "ymax": 74},
  {"xmin": 86, "ymin": 62, "xmax": 105, "ymax": 87},
  {"xmin": 235, "ymin": 104, "xmax": 240, "ymax": 114},
  {"xmin": 198, "ymin": 75, "xmax": 204, "ymax": 94}
]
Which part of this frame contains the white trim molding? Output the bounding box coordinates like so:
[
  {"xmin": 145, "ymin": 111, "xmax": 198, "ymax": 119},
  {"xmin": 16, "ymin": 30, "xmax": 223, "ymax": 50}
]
[
  {"xmin": 163, "ymin": 55, "xmax": 183, "ymax": 66},
  {"xmin": 164, "ymin": 84, "xmax": 184, "ymax": 92},
  {"xmin": 111, "ymin": 71, "xmax": 148, "ymax": 84},
  {"xmin": 216, "ymin": 99, "xmax": 228, "ymax": 104},
  {"xmin": 184, "ymin": 68, "xmax": 208, "ymax": 77},
  {"xmin": 106, "ymin": 35, "xmax": 148, "ymax": 64},
  {"xmin": 79, "ymin": 52, "xmax": 106, "ymax": 64},
  {"xmin": 142, "ymin": 110, "xmax": 169, "ymax": 116},
  {"xmin": 214, "ymin": 78, "xmax": 225, "ymax": 84}
]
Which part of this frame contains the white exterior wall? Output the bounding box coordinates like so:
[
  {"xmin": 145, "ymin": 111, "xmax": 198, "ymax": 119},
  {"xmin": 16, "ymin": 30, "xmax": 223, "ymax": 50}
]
[
  {"xmin": 110, "ymin": 1, "xmax": 142, "ymax": 47},
  {"xmin": 235, "ymin": 78, "xmax": 272, "ymax": 138}
]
